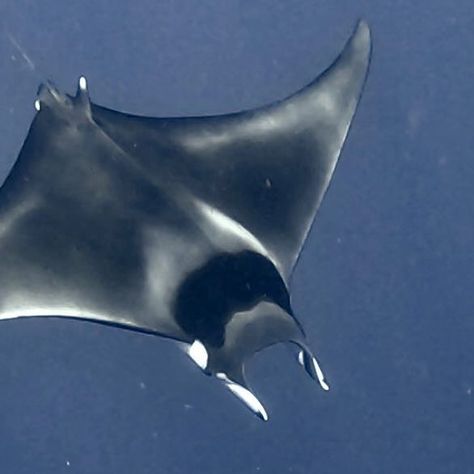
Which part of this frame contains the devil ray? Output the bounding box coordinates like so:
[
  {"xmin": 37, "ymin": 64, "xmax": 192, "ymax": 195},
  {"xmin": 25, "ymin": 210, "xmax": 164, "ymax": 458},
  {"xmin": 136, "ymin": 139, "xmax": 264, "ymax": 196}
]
[{"xmin": 0, "ymin": 21, "xmax": 371, "ymax": 420}]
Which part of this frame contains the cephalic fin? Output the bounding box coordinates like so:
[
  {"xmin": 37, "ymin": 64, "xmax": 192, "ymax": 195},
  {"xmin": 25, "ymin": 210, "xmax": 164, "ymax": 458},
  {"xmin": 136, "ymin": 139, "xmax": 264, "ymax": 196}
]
[
  {"xmin": 180, "ymin": 340, "xmax": 268, "ymax": 421},
  {"xmin": 296, "ymin": 343, "xmax": 330, "ymax": 391},
  {"xmin": 216, "ymin": 372, "xmax": 269, "ymax": 422}
]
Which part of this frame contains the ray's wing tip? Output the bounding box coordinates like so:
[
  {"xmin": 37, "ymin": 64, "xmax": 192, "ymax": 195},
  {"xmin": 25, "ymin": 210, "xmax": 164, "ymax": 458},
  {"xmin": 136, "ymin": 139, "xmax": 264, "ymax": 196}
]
[
  {"xmin": 328, "ymin": 19, "xmax": 371, "ymax": 100},
  {"xmin": 352, "ymin": 19, "xmax": 372, "ymax": 62},
  {"xmin": 355, "ymin": 19, "xmax": 371, "ymax": 40}
]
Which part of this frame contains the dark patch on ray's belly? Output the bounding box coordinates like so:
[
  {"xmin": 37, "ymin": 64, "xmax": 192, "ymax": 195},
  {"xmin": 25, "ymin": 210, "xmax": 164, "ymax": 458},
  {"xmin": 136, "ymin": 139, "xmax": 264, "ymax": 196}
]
[{"xmin": 174, "ymin": 250, "xmax": 292, "ymax": 347}]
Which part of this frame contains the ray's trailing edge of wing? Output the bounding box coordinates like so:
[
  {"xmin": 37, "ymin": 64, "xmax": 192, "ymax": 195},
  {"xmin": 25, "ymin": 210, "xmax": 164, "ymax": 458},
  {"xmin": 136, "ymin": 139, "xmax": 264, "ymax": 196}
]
[{"xmin": 276, "ymin": 19, "xmax": 372, "ymax": 274}]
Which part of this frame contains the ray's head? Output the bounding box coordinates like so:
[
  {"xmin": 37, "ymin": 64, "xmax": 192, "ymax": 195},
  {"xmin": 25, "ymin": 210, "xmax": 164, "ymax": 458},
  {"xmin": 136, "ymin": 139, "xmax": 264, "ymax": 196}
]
[{"xmin": 175, "ymin": 250, "xmax": 329, "ymax": 421}]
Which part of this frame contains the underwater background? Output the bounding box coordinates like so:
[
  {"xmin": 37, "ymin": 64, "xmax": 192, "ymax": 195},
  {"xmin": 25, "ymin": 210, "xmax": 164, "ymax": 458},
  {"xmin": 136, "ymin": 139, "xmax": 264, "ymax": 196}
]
[{"xmin": 0, "ymin": 1, "xmax": 472, "ymax": 473}]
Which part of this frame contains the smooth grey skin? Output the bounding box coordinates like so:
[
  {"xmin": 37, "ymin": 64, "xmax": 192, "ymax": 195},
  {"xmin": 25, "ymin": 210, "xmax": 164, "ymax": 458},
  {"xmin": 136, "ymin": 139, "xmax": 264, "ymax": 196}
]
[{"xmin": 0, "ymin": 21, "xmax": 371, "ymax": 420}]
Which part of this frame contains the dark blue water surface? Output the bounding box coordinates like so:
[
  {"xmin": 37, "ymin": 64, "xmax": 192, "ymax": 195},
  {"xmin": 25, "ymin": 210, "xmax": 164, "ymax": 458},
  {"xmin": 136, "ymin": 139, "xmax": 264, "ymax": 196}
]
[{"xmin": 0, "ymin": 1, "xmax": 472, "ymax": 473}]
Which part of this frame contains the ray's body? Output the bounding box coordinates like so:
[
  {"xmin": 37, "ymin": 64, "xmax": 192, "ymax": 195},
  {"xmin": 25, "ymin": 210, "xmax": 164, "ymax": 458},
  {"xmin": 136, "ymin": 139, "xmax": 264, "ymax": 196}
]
[{"xmin": 0, "ymin": 22, "xmax": 371, "ymax": 420}]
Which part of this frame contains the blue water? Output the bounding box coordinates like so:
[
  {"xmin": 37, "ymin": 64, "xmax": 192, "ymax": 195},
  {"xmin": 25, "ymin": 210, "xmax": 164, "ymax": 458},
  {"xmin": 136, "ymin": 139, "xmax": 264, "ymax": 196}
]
[{"xmin": 0, "ymin": 1, "xmax": 472, "ymax": 473}]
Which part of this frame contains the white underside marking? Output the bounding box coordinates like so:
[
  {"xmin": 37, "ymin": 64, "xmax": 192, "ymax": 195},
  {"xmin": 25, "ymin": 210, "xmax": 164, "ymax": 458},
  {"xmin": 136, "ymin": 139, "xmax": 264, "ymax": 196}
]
[
  {"xmin": 298, "ymin": 349, "xmax": 330, "ymax": 391},
  {"xmin": 186, "ymin": 339, "xmax": 208, "ymax": 370},
  {"xmin": 216, "ymin": 372, "xmax": 268, "ymax": 421},
  {"xmin": 79, "ymin": 76, "xmax": 88, "ymax": 92}
]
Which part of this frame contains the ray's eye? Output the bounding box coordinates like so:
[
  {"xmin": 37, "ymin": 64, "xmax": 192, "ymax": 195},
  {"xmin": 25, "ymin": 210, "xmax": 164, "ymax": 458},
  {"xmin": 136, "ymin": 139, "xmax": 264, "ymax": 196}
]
[{"xmin": 174, "ymin": 250, "xmax": 291, "ymax": 348}]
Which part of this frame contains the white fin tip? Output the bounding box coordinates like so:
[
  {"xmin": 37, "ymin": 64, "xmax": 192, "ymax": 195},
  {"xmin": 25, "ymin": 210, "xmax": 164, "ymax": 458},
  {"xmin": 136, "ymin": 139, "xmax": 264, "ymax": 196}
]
[
  {"xmin": 186, "ymin": 339, "xmax": 208, "ymax": 370},
  {"xmin": 312, "ymin": 355, "xmax": 330, "ymax": 391},
  {"xmin": 34, "ymin": 99, "xmax": 41, "ymax": 111},
  {"xmin": 298, "ymin": 350, "xmax": 305, "ymax": 366},
  {"xmin": 79, "ymin": 76, "xmax": 88, "ymax": 92},
  {"xmin": 298, "ymin": 350, "xmax": 330, "ymax": 391},
  {"xmin": 217, "ymin": 373, "xmax": 269, "ymax": 421}
]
